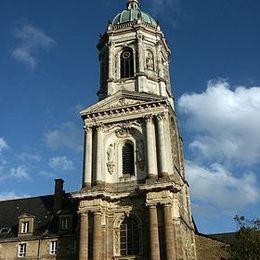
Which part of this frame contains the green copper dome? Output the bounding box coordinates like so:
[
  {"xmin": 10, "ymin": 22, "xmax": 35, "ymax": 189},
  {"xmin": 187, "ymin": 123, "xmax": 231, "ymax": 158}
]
[{"xmin": 112, "ymin": 0, "xmax": 157, "ymax": 27}]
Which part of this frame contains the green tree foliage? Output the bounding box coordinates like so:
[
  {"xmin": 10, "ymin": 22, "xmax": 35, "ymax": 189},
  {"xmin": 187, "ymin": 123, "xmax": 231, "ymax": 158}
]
[{"xmin": 229, "ymin": 215, "xmax": 260, "ymax": 260}]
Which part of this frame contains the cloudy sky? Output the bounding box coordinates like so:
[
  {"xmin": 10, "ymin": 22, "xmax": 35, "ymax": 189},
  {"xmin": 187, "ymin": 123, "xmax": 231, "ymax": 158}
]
[{"xmin": 0, "ymin": 0, "xmax": 259, "ymax": 234}]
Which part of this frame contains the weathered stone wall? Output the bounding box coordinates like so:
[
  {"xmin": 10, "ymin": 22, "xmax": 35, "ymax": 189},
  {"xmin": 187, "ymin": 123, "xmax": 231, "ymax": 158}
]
[{"xmin": 195, "ymin": 234, "xmax": 229, "ymax": 260}]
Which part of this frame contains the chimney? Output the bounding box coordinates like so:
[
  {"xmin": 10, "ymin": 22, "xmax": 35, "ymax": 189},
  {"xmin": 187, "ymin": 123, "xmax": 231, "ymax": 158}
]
[{"xmin": 53, "ymin": 179, "xmax": 64, "ymax": 214}]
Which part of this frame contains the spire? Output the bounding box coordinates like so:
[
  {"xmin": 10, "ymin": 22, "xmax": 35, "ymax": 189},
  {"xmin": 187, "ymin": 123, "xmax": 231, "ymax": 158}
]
[{"xmin": 127, "ymin": 0, "xmax": 139, "ymax": 10}]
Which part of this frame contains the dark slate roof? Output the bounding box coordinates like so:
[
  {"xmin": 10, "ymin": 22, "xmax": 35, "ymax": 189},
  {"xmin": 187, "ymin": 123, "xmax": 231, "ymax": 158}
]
[
  {"xmin": 0, "ymin": 193, "xmax": 77, "ymax": 240},
  {"xmin": 206, "ymin": 232, "xmax": 238, "ymax": 245}
]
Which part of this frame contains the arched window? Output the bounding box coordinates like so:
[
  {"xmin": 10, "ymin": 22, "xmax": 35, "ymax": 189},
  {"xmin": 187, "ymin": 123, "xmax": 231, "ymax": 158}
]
[
  {"xmin": 120, "ymin": 217, "xmax": 140, "ymax": 256},
  {"xmin": 122, "ymin": 143, "xmax": 134, "ymax": 175},
  {"xmin": 120, "ymin": 48, "xmax": 134, "ymax": 78}
]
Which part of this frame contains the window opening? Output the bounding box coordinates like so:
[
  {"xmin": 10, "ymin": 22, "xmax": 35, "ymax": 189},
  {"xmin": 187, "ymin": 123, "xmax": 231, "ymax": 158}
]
[
  {"xmin": 120, "ymin": 217, "xmax": 140, "ymax": 256},
  {"xmin": 120, "ymin": 48, "xmax": 134, "ymax": 78},
  {"xmin": 60, "ymin": 216, "xmax": 70, "ymax": 230},
  {"xmin": 122, "ymin": 143, "xmax": 134, "ymax": 175},
  {"xmin": 18, "ymin": 243, "xmax": 26, "ymax": 257},
  {"xmin": 21, "ymin": 222, "xmax": 29, "ymax": 233},
  {"xmin": 50, "ymin": 241, "xmax": 58, "ymax": 255}
]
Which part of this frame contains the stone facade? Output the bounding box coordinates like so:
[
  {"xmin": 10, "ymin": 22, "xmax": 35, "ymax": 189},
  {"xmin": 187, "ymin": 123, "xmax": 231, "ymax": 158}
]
[
  {"xmin": 73, "ymin": 0, "xmax": 197, "ymax": 259},
  {"xmin": 0, "ymin": 1, "xmax": 201, "ymax": 259}
]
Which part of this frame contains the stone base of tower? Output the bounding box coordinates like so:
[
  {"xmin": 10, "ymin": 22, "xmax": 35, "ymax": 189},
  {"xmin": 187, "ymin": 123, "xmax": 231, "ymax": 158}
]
[{"xmin": 74, "ymin": 181, "xmax": 197, "ymax": 260}]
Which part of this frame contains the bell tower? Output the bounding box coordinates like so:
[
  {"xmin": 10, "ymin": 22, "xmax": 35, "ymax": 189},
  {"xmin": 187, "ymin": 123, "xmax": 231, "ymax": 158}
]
[{"xmin": 74, "ymin": 1, "xmax": 197, "ymax": 259}]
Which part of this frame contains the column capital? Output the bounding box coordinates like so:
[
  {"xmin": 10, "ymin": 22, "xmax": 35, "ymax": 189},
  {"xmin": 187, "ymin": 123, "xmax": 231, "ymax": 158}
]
[
  {"xmin": 144, "ymin": 114, "xmax": 154, "ymax": 123},
  {"xmin": 146, "ymin": 203, "xmax": 157, "ymax": 209},
  {"xmin": 96, "ymin": 123, "xmax": 105, "ymax": 131},
  {"xmin": 78, "ymin": 210, "xmax": 89, "ymax": 216},
  {"xmin": 155, "ymin": 112, "xmax": 168, "ymax": 121},
  {"xmin": 84, "ymin": 126, "xmax": 93, "ymax": 134}
]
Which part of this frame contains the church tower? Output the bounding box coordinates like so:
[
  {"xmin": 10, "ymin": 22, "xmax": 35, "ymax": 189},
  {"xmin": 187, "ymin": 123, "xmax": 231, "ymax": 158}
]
[{"xmin": 74, "ymin": 1, "xmax": 197, "ymax": 259}]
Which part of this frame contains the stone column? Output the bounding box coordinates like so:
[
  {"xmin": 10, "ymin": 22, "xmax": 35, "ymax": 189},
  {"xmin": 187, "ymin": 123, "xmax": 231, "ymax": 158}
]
[
  {"xmin": 149, "ymin": 205, "xmax": 161, "ymax": 260},
  {"xmin": 145, "ymin": 115, "xmax": 158, "ymax": 178},
  {"xmin": 83, "ymin": 127, "xmax": 93, "ymax": 188},
  {"xmin": 164, "ymin": 204, "xmax": 177, "ymax": 260},
  {"xmin": 93, "ymin": 211, "xmax": 102, "ymax": 260},
  {"xmin": 79, "ymin": 213, "xmax": 88, "ymax": 260},
  {"xmin": 96, "ymin": 125, "xmax": 104, "ymax": 185},
  {"xmin": 156, "ymin": 113, "xmax": 168, "ymax": 176},
  {"xmin": 108, "ymin": 42, "xmax": 115, "ymax": 80},
  {"xmin": 137, "ymin": 33, "xmax": 144, "ymax": 73},
  {"xmin": 156, "ymin": 43, "xmax": 163, "ymax": 79}
]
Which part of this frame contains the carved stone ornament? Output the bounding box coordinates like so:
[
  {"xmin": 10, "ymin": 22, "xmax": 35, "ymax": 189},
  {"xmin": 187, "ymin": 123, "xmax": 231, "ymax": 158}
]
[
  {"xmin": 109, "ymin": 98, "xmax": 141, "ymax": 109},
  {"xmin": 107, "ymin": 162, "xmax": 115, "ymax": 175},
  {"xmin": 115, "ymin": 128, "xmax": 130, "ymax": 138}
]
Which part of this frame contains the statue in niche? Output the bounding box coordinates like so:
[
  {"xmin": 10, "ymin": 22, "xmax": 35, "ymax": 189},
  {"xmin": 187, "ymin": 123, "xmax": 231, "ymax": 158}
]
[
  {"xmin": 106, "ymin": 143, "xmax": 116, "ymax": 174},
  {"xmin": 146, "ymin": 50, "xmax": 154, "ymax": 71},
  {"xmin": 136, "ymin": 140, "xmax": 145, "ymax": 170}
]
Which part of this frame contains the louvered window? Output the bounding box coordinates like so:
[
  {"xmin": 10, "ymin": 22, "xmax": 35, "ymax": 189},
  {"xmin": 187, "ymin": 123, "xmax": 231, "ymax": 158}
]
[
  {"xmin": 120, "ymin": 48, "xmax": 134, "ymax": 78},
  {"xmin": 120, "ymin": 217, "xmax": 140, "ymax": 256},
  {"xmin": 122, "ymin": 143, "xmax": 134, "ymax": 175}
]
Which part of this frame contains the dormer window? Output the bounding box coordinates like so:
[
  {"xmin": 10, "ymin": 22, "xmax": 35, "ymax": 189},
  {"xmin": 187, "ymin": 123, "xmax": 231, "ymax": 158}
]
[
  {"xmin": 121, "ymin": 48, "xmax": 134, "ymax": 78},
  {"xmin": 18, "ymin": 214, "xmax": 35, "ymax": 236},
  {"xmin": 21, "ymin": 221, "xmax": 29, "ymax": 233},
  {"xmin": 60, "ymin": 216, "xmax": 69, "ymax": 230},
  {"xmin": 59, "ymin": 214, "xmax": 72, "ymax": 232}
]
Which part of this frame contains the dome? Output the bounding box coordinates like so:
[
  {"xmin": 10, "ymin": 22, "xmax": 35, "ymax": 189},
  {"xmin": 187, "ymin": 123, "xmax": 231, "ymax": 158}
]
[{"xmin": 112, "ymin": 0, "xmax": 157, "ymax": 27}]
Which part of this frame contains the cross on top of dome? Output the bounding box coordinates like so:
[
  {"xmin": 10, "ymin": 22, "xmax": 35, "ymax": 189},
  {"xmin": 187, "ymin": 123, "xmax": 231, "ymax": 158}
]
[{"xmin": 127, "ymin": 0, "xmax": 139, "ymax": 10}]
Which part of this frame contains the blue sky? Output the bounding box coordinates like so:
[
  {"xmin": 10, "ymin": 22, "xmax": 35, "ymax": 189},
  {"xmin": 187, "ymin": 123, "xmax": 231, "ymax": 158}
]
[{"xmin": 0, "ymin": 0, "xmax": 259, "ymax": 234}]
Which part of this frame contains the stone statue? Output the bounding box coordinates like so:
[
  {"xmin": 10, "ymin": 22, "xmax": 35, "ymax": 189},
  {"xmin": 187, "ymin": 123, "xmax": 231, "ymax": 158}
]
[
  {"xmin": 146, "ymin": 51, "xmax": 154, "ymax": 71},
  {"xmin": 107, "ymin": 143, "xmax": 116, "ymax": 174}
]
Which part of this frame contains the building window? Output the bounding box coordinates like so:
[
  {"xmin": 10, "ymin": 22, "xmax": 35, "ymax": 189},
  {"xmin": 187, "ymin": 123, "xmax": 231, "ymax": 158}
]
[
  {"xmin": 50, "ymin": 241, "xmax": 58, "ymax": 255},
  {"xmin": 21, "ymin": 222, "xmax": 29, "ymax": 233},
  {"xmin": 18, "ymin": 243, "xmax": 26, "ymax": 258},
  {"xmin": 67, "ymin": 239, "xmax": 77, "ymax": 254},
  {"xmin": 122, "ymin": 143, "xmax": 134, "ymax": 175},
  {"xmin": 60, "ymin": 216, "xmax": 70, "ymax": 230},
  {"xmin": 120, "ymin": 217, "xmax": 140, "ymax": 256},
  {"xmin": 120, "ymin": 48, "xmax": 134, "ymax": 78}
]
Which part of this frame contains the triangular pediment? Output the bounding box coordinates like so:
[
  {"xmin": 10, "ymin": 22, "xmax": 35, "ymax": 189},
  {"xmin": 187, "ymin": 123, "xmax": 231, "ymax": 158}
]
[{"xmin": 80, "ymin": 91, "xmax": 166, "ymax": 116}]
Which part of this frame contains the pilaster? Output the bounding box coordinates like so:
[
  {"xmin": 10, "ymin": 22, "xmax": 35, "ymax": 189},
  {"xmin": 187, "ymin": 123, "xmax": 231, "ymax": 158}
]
[
  {"xmin": 96, "ymin": 125, "xmax": 104, "ymax": 185},
  {"xmin": 83, "ymin": 126, "xmax": 93, "ymax": 188}
]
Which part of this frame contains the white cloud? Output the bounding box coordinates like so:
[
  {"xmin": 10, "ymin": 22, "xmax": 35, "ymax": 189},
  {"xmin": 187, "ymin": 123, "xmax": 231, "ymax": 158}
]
[
  {"xmin": 0, "ymin": 192, "xmax": 30, "ymax": 201},
  {"xmin": 12, "ymin": 24, "xmax": 56, "ymax": 70},
  {"xmin": 18, "ymin": 152, "xmax": 41, "ymax": 162},
  {"xmin": 45, "ymin": 121, "xmax": 82, "ymax": 152},
  {"xmin": 186, "ymin": 160, "xmax": 260, "ymax": 210},
  {"xmin": 10, "ymin": 165, "xmax": 31, "ymax": 180},
  {"xmin": 0, "ymin": 138, "xmax": 9, "ymax": 154},
  {"xmin": 49, "ymin": 156, "xmax": 74, "ymax": 171},
  {"xmin": 178, "ymin": 80, "xmax": 260, "ymax": 165}
]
